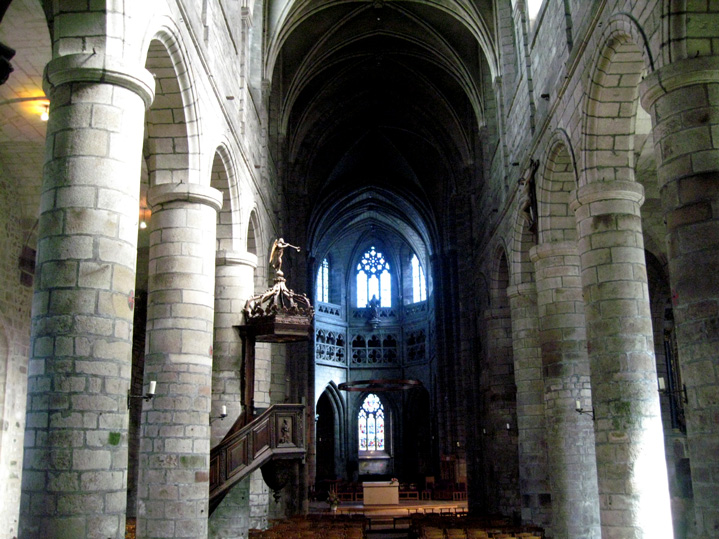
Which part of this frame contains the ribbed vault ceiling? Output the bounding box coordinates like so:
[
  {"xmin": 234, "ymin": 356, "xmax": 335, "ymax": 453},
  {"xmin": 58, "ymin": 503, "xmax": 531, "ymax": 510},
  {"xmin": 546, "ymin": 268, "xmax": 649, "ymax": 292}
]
[{"xmin": 267, "ymin": 0, "xmax": 496, "ymax": 251}]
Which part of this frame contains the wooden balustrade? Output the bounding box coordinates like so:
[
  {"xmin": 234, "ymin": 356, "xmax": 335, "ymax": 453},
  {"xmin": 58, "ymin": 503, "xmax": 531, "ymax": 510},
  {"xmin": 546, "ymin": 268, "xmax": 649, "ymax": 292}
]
[{"xmin": 210, "ymin": 404, "xmax": 306, "ymax": 513}]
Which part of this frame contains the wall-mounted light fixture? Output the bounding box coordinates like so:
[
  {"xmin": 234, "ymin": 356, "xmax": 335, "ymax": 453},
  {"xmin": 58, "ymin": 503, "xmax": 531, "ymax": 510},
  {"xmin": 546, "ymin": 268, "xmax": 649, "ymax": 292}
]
[
  {"xmin": 40, "ymin": 103, "xmax": 49, "ymax": 121},
  {"xmin": 575, "ymin": 399, "xmax": 595, "ymax": 420},
  {"xmin": 210, "ymin": 405, "xmax": 228, "ymax": 424},
  {"xmin": 127, "ymin": 380, "xmax": 156, "ymax": 409},
  {"xmin": 139, "ymin": 207, "xmax": 151, "ymax": 229}
]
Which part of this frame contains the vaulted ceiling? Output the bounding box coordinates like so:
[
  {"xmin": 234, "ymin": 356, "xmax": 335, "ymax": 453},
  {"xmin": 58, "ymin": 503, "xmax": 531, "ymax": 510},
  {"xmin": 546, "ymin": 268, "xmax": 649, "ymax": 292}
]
[
  {"xmin": 0, "ymin": 0, "xmax": 500, "ymax": 255},
  {"xmin": 0, "ymin": 0, "xmax": 51, "ymax": 235},
  {"xmin": 266, "ymin": 0, "xmax": 498, "ymax": 253}
]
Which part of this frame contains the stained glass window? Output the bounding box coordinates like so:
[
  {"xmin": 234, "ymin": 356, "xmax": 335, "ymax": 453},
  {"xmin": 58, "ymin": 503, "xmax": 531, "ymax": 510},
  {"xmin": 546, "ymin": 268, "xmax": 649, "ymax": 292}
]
[
  {"xmin": 411, "ymin": 254, "xmax": 426, "ymax": 303},
  {"xmin": 358, "ymin": 409, "xmax": 367, "ymax": 450},
  {"xmin": 357, "ymin": 247, "xmax": 391, "ymax": 307},
  {"xmin": 358, "ymin": 393, "xmax": 385, "ymax": 452},
  {"xmin": 316, "ymin": 258, "xmax": 329, "ymax": 302}
]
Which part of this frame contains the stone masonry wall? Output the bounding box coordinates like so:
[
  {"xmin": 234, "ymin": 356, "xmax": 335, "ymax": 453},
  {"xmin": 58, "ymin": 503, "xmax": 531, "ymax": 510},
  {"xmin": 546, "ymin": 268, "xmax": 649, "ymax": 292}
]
[{"xmin": 0, "ymin": 166, "xmax": 33, "ymax": 539}]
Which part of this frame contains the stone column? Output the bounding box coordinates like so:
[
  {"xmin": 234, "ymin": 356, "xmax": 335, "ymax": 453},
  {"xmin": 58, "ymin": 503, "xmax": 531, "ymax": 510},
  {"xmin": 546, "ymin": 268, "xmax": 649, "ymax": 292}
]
[
  {"xmin": 571, "ymin": 181, "xmax": 673, "ymax": 538},
  {"xmin": 506, "ymin": 282, "xmax": 551, "ymax": 531},
  {"xmin": 640, "ymin": 56, "xmax": 719, "ymax": 538},
  {"xmin": 208, "ymin": 251, "xmax": 256, "ymax": 539},
  {"xmin": 19, "ymin": 54, "xmax": 154, "ymax": 539},
  {"xmin": 211, "ymin": 251, "xmax": 257, "ymax": 446},
  {"xmin": 482, "ymin": 306, "xmax": 520, "ymax": 516},
  {"xmin": 137, "ymin": 183, "xmax": 222, "ymax": 539},
  {"xmin": 530, "ymin": 241, "xmax": 600, "ymax": 539}
]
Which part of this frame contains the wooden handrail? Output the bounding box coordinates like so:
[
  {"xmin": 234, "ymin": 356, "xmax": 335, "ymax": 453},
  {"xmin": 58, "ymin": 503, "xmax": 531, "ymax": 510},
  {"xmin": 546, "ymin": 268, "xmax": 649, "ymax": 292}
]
[{"xmin": 209, "ymin": 404, "xmax": 305, "ymax": 513}]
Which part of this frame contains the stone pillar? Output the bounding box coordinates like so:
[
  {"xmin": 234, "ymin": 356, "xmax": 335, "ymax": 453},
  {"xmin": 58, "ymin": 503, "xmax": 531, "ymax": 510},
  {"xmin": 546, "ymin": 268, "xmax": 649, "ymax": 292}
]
[
  {"xmin": 571, "ymin": 181, "xmax": 673, "ymax": 538},
  {"xmin": 530, "ymin": 241, "xmax": 600, "ymax": 539},
  {"xmin": 640, "ymin": 56, "xmax": 719, "ymax": 538},
  {"xmin": 506, "ymin": 282, "xmax": 551, "ymax": 530},
  {"xmin": 137, "ymin": 183, "xmax": 222, "ymax": 538},
  {"xmin": 211, "ymin": 251, "xmax": 257, "ymax": 447},
  {"xmin": 482, "ymin": 306, "xmax": 520, "ymax": 516},
  {"xmin": 19, "ymin": 54, "xmax": 154, "ymax": 539}
]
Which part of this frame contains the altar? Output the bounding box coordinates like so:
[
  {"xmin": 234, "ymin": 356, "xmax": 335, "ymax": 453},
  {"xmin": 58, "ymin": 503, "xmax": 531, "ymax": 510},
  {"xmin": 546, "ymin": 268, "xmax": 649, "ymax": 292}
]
[{"xmin": 363, "ymin": 481, "xmax": 399, "ymax": 505}]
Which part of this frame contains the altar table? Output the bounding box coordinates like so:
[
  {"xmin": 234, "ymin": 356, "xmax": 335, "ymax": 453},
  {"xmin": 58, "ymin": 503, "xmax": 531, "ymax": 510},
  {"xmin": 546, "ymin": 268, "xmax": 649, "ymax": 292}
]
[{"xmin": 363, "ymin": 481, "xmax": 399, "ymax": 505}]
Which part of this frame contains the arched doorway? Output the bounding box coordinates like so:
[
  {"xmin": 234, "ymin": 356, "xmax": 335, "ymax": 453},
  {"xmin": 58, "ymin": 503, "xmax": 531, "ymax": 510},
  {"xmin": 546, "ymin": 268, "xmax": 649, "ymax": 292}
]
[
  {"xmin": 404, "ymin": 387, "xmax": 432, "ymax": 484},
  {"xmin": 316, "ymin": 391, "xmax": 337, "ymax": 485}
]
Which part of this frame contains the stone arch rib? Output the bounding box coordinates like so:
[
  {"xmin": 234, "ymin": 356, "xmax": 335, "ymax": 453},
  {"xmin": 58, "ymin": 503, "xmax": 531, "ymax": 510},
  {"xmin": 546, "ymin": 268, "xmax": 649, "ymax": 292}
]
[
  {"xmin": 210, "ymin": 147, "xmax": 238, "ymax": 253},
  {"xmin": 536, "ymin": 132, "xmax": 580, "ymax": 245},
  {"xmin": 582, "ymin": 15, "xmax": 654, "ymax": 186},
  {"xmin": 142, "ymin": 31, "xmax": 201, "ymax": 186}
]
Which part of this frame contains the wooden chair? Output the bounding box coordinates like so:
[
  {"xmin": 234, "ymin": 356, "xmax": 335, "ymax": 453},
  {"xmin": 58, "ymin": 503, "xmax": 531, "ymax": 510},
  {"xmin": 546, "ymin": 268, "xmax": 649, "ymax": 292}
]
[
  {"xmin": 446, "ymin": 528, "xmax": 467, "ymax": 539},
  {"xmin": 421, "ymin": 526, "xmax": 445, "ymax": 539}
]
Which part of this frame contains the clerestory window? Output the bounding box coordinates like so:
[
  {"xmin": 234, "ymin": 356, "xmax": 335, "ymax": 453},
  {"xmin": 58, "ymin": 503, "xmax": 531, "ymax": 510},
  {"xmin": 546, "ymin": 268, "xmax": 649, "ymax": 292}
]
[
  {"xmin": 358, "ymin": 393, "xmax": 385, "ymax": 452},
  {"xmin": 357, "ymin": 247, "xmax": 391, "ymax": 308},
  {"xmin": 411, "ymin": 254, "xmax": 426, "ymax": 303},
  {"xmin": 316, "ymin": 258, "xmax": 329, "ymax": 303}
]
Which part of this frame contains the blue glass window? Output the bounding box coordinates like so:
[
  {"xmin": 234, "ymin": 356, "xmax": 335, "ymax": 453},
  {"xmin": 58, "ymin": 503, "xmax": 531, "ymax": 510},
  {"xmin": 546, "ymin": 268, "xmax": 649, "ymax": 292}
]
[
  {"xmin": 411, "ymin": 254, "xmax": 426, "ymax": 303},
  {"xmin": 357, "ymin": 247, "xmax": 391, "ymax": 307},
  {"xmin": 316, "ymin": 258, "xmax": 329, "ymax": 302}
]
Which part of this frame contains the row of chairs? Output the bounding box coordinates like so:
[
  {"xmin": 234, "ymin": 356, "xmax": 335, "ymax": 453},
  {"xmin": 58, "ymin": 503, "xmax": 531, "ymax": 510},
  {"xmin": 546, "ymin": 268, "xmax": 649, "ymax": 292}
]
[
  {"xmin": 250, "ymin": 515, "xmax": 366, "ymax": 539},
  {"xmin": 419, "ymin": 528, "xmax": 542, "ymax": 539},
  {"xmin": 410, "ymin": 515, "xmax": 543, "ymax": 539}
]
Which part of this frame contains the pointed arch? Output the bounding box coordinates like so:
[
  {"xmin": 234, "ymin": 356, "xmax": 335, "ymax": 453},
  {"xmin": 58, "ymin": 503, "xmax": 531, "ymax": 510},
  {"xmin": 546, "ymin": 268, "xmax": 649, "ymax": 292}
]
[
  {"xmin": 490, "ymin": 244, "xmax": 511, "ymax": 310},
  {"xmin": 247, "ymin": 210, "xmax": 260, "ymax": 256},
  {"xmin": 210, "ymin": 145, "xmax": 239, "ymax": 253},
  {"xmin": 582, "ymin": 15, "xmax": 655, "ymax": 186},
  {"xmin": 316, "ymin": 382, "xmax": 347, "ymax": 482},
  {"xmin": 142, "ymin": 27, "xmax": 201, "ymax": 186},
  {"xmin": 510, "ymin": 160, "xmax": 540, "ymax": 287},
  {"xmin": 246, "ymin": 209, "xmax": 265, "ymax": 290},
  {"xmin": 537, "ymin": 131, "xmax": 580, "ymax": 245}
]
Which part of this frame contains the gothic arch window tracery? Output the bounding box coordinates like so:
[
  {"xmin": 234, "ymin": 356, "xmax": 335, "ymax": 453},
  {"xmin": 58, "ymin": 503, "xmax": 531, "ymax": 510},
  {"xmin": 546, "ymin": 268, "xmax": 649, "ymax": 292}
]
[
  {"xmin": 356, "ymin": 247, "xmax": 391, "ymax": 308},
  {"xmin": 358, "ymin": 393, "xmax": 385, "ymax": 452}
]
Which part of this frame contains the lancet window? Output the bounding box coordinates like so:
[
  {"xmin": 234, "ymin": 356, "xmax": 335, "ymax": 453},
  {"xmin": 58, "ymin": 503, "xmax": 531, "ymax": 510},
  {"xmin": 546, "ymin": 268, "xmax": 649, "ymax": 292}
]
[
  {"xmin": 316, "ymin": 258, "xmax": 329, "ymax": 302},
  {"xmin": 411, "ymin": 254, "xmax": 426, "ymax": 303},
  {"xmin": 358, "ymin": 393, "xmax": 385, "ymax": 452}
]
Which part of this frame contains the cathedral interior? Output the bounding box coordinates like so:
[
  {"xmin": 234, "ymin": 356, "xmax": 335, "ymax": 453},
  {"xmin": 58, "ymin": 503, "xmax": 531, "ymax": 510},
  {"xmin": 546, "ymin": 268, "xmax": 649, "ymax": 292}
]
[{"xmin": 0, "ymin": 1, "xmax": 717, "ymax": 538}]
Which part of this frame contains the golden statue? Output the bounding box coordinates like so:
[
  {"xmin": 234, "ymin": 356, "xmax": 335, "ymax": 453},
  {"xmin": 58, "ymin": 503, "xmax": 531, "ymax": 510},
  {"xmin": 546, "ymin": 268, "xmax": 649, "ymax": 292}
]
[{"xmin": 269, "ymin": 237, "xmax": 300, "ymax": 275}]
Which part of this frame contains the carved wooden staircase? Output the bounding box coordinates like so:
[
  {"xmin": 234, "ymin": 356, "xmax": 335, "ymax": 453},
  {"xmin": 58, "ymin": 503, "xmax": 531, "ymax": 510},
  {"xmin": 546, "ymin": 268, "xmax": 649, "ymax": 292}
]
[{"xmin": 209, "ymin": 404, "xmax": 305, "ymax": 514}]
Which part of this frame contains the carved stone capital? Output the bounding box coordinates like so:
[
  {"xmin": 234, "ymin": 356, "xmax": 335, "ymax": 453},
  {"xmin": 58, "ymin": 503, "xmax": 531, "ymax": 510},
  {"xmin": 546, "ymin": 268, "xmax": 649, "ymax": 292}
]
[
  {"xmin": 529, "ymin": 241, "xmax": 579, "ymax": 263},
  {"xmin": 147, "ymin": 183, "xmax": 223, "ymax": 212},
  {"xmin": 216, "ymin": 250, "xmax": 258, "ymax": 269},
  {"xmin": 506, "ymin": 282, "xmax": 537, "ymax": 300},
  {"xmin": 569, "ymin": 181, "xmax": 644, "ymax": 213},
  {"xmin": 44, "ymin": 53, "xmax": 155, "ymax": 108},
  {"xmin": 640, "ymin": 56, "xmax": 719, "ymax": 112}
]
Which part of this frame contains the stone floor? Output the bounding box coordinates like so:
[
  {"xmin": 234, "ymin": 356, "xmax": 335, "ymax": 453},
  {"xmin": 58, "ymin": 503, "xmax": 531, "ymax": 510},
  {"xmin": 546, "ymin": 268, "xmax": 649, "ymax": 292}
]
[
  {"xmin": 309, "ymin": 498, "xmax": 468, "ymax": 537},
  {"xmin": 124, "ymin": 500, "xmax": 467, "ymax": 538}
]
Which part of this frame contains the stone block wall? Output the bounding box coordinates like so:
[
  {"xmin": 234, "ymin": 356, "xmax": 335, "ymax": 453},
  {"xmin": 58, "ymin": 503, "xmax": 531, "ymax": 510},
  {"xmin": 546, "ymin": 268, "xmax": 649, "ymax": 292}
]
[{"xmin": 0, "ymin": 167, "xmax": 33, "ymax": 539}]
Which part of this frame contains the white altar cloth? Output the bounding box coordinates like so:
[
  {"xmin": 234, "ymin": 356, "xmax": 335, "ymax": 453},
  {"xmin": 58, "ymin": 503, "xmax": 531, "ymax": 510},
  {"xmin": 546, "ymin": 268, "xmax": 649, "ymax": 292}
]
[{"xmin": 363, "ymin": 481, "xmax": 399, "ymax": 505}]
